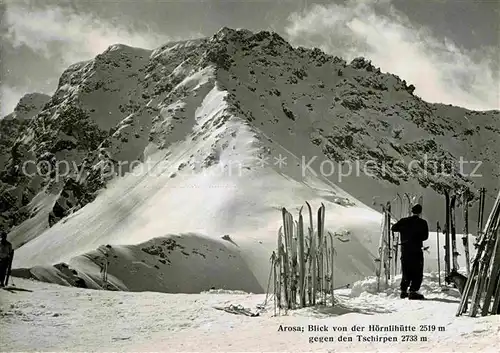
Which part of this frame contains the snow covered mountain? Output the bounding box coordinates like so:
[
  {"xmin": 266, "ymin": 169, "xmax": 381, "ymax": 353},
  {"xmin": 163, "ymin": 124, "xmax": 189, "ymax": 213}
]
[{"xmin": 1, "ymin": 27, "xmax": 499, "ymax": 292}]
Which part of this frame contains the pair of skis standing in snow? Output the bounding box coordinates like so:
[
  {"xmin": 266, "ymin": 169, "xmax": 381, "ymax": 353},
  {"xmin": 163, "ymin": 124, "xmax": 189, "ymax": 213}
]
[
  {"xmin": 0, "ymin": 231, "xmax": 14, "ymax": 288},
  {"xmin": 441, "ymin": 190, "xmax": 474, "ymax": 279}
]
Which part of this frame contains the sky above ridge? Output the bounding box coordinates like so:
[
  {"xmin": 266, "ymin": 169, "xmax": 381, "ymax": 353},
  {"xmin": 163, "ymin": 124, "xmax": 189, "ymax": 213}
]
[{"xmin": 1, "ymin": 0, "xmax": 499, "ymax": 115}]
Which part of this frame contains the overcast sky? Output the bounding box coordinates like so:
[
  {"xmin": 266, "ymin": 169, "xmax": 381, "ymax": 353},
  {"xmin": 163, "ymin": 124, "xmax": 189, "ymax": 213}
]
[{"xmin": 1, "ymin": 0, "xmax": 499, "ymax": 115}]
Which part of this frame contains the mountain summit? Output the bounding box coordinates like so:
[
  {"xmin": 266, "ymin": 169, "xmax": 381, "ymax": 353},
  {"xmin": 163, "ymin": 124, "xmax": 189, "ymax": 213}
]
[{"xmin": 1, "ymin": 27, "xmax": 499, "ymax": 292}]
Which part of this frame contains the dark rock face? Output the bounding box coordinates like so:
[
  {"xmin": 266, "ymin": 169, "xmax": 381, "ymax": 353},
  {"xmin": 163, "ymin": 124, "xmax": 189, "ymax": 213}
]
[{"xmin": 1, "ymin": 27, "xmax": 499, "ymax": 242}]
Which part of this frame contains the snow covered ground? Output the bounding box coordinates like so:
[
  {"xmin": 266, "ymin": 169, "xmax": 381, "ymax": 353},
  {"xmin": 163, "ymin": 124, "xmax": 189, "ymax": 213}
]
[{"xmin": 1, "ymin": 274, "xmax": 498, "ymax": 352}]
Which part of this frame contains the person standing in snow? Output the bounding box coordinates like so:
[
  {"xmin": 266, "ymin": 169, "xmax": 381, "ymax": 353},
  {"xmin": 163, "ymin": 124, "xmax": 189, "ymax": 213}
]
[
  {"xmin": 99, "ymin": 248, "xmax": 110, "ymax": 289},
  {"xmin": 391, "ymin": 204, "xmax": 429, "ymax": 300},
  {"xmin": 0, "ymin": 231, "xmax": 13, "ymax": 287}
]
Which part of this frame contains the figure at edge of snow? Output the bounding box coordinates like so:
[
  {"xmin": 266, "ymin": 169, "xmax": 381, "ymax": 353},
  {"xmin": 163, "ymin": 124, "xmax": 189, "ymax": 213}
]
[
  {"xmin": 391, "ymin": 204, "xmax": 429, "ymax": 300},
  {"xmin": 0, "ymin": 231, "xmax": 13, "ymax": 287}
]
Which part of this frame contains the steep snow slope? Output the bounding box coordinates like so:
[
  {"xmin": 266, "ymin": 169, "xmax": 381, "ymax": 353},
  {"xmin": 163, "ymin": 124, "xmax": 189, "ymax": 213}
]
[
  {"xmin": 2, "ymin": 28, "xmax": 499, "ymax": 292},
  {"xmin": 11, "ymin": 98, "xmax": 382, "ymax": 291},
  {"xmin": 2, "ymin": 276, "xmax": 498, "ymax": 352}
]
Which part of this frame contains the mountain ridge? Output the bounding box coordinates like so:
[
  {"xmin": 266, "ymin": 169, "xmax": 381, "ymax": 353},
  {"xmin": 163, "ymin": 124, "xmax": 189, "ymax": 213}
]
[{"xmin": 1, "ymin": 27, "xmax": 499, "ymax": 291}]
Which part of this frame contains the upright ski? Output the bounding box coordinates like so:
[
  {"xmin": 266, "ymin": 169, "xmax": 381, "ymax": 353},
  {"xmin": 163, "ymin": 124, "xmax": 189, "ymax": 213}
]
[
  {"xmin": 375, "ymin": 204, "xmax": 386, "ymax": 292},
  {"xmin": 436, "ymin": 222, "xmax": 442, "ymax": 286},
  {"xmin": 317, "ymin": 203, "xmax": 326, "ymax": 304},
  {"xmin": 450, "ymin": 193, "xmax": 459, "ymax": 271},
  {"xmin": 393, "ymin": 230, "xmax": 399, "ymax": 278},
  {"xmin": 396, "ymin": 193, "xmax": 403, "ymax": 220},
  {"xmin": 478, "ymin": 188, "xmax": 486, "ymax": 235},
  {"xmin": 404, "ymin": 193, "xmax": 412, "ymax": 216},
  {"xmin": 297, "ymin": 209, "xmax": 306, "ymax": 307},
  {"xmin": 385, "ymin": 201, "xmax": 392, "ymax": 285},
  {"xmin": 462, "ymin": 191, "xmax": 471, "ymax": 275},
  {"xmin": 444, "ymin": 190, "xmax": 451, "ymax": 275},
  {"xmin": 306, "ymin": 202, "xmax": 316, "ymax": 305}
]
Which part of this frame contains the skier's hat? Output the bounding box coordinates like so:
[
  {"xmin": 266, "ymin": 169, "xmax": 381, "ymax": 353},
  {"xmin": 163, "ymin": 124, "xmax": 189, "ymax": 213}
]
[{"xmin": 411, "ymin": 204, "xmax": 422, "ymax": 214}]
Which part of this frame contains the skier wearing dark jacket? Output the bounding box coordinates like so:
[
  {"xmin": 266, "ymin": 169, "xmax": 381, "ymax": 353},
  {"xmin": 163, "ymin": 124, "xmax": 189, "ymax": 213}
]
[
  {"xmin": 0, "ymin": 231, "xmax": 13, "ymax": 287},
  {"xmin": 391, "ymin": 204, "xmax": 429, "ymax": 300}
]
